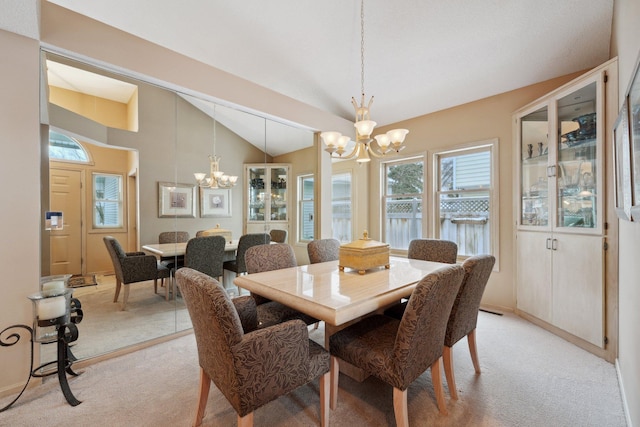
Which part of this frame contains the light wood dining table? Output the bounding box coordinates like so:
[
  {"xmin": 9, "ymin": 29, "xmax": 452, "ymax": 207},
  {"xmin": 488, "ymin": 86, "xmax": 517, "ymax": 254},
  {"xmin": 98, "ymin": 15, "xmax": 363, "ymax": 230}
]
[{"xmin": 142, "ymin": 241, "xmax": 238, "ymax": 261}]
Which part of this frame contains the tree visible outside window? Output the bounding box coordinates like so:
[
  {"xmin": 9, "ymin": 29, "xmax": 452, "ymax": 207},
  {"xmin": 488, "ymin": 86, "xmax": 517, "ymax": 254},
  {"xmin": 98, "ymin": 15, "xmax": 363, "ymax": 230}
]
[
  {"xmin": 49, "ymin": 130, "xmax": 89, "ymax": 162},
  {"xmin": 299, "ymin": 175, "xmax": 314, "ymax": 241},
  {"xmin": 383, "ymin": 157, "xmax": 424, "ymax": 250},
  {"xmin": 332, "ymin": 172, "xmax": 352, "ymax": 243},
  {"xmin": 93, "ymin": 173, "xmax": 123, "ymax": 228},
  {"xmin": 434, "ymin": 140, "xmax": 498, "ymax": 258}
]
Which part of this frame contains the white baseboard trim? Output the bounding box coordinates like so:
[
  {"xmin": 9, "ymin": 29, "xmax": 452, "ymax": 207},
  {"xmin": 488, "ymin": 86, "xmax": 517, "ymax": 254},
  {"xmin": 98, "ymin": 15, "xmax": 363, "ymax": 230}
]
[{"xmin": 615, "ymin": 358, "xmax": 633, "ymax": 427}]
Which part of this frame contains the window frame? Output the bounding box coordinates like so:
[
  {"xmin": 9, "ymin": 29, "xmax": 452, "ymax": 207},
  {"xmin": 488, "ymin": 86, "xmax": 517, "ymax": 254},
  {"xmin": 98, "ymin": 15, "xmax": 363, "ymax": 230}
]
[
  {"xmin": 430, "ymin": 138, "xmax": 499, "ymax": 268},
  {"xmin": 92, "ymin": 172, "xmax": 124, "ymax": 229},
  {"xmin": 297, "ymin": 174, "xmax": 314, "ymax": 243}
]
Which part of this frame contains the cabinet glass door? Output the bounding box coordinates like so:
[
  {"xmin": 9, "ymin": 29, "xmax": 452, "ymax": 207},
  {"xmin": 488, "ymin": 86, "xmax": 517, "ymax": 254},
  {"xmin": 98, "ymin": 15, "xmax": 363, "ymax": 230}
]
[
  {"xmin": 270, "ymin": 166, "xmax": 288, "ymax": 221},
  {"xmin": 555, "ymin": 81, "xmax": 597, "ymax": 229},
  {"xmin": 520, "ymin": 106, "xmax": 549, "ymax": 227},
  {"xmin": 248, "ymin": 166, "xmax": 266, "ymax": 221}
]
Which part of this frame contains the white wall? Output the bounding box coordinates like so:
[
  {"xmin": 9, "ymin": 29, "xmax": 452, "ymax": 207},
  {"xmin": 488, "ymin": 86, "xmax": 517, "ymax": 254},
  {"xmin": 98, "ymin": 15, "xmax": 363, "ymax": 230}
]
[{"xmin": 611, "ymin": 0, "xmax": 640, "ymax": 424}]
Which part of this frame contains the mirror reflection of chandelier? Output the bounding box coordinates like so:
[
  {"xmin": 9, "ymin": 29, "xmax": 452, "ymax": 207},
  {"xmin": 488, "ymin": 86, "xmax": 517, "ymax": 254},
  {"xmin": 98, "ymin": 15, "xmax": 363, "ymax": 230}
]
[
  {"xmin": 320, "ymin": 0, "xmax": 409, "ymax": 163},
  {"xmin": 194, "ymin": 106, "xmax": 238, "ymax": 188}
]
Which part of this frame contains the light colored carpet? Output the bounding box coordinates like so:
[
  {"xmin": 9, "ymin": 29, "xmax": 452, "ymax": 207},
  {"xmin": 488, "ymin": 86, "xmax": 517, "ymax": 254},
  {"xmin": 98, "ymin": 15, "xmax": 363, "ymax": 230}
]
[{"xmin": 0, "ymin": 311, "xmax": 626, "ymax": 426}]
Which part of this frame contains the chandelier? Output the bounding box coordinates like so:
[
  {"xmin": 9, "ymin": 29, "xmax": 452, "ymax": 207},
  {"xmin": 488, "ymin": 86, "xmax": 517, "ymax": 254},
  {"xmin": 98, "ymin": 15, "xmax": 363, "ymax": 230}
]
[
  {"xmin": 320, "ymin": 0, "xmax": 408, "ymax": 163},
  {"xmin": 194, "ymin": 106, "xmax": 238, "ymax": 188}
]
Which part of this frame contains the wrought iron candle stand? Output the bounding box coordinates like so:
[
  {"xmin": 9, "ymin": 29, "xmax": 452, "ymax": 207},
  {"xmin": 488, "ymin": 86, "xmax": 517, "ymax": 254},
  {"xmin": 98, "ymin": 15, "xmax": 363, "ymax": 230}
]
[{"xmin": 0, "ymin": 282, "xmax": 83, "ymax": 412}]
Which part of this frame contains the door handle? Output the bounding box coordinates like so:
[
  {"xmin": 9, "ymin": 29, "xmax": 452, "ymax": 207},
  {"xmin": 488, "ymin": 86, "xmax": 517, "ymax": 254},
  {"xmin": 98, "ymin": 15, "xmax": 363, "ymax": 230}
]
[
  {"xmin": 552, "ymin": 238, "xmax": 558, "ymax": 250},
  {"xmin": 546, "ymin": 238, "xmax": 551, "ymax": 250}
]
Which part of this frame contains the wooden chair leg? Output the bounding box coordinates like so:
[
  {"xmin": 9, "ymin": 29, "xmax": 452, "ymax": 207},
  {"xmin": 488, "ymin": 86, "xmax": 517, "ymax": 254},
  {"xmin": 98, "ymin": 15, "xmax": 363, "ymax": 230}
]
[
  {"xmin": 154, "ymin": 278, "xmax": 158, "ymax": 294},
  {"xmin": 122, "ymin": 284, "xmax": 130, "ymax": 311},
  {"xmin": 443, "ymin": 345, "xmax": 458, "ymax": 399},
  {"xmin": 237, "ymin": 412, "xmax": 254, "ymax": 427},
  {"xmin": 193, "ymin": 368, "xmax": 211, "ymax": 427},
  {"xmin": 393, "ymin": 387, "xmax": 409, "ymax": 427},
  {"xmin": 330, "ymin": 356, "xmax": 339, "ymax": 410},
  {"xmin": 113, "ymin": 279, "xmax": 122, "ymax": 302},
  {"xmin": 431, "ymin": 358, "xmax": 448, "ymax": 415},
  {"xmin": 468, "ymin": 329, "xmax": 481, "ymax": 374},
  {"xmin": 319, "ymin": 371, "xmax": 330, "ymax": 427}
]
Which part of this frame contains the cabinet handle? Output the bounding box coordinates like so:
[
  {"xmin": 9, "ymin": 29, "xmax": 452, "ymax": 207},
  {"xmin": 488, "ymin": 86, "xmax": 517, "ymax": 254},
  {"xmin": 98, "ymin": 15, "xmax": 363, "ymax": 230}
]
[
  {"xmin": 552, "ymin": 238, "xmax": 558, "ymax": 250},
  {"xmin": 547, "ymin": 165, "xmax": 556, "ymax": 177},
  {"xmin": 546, "ymin": 238, "xmax": 551, "ymax": 250}
]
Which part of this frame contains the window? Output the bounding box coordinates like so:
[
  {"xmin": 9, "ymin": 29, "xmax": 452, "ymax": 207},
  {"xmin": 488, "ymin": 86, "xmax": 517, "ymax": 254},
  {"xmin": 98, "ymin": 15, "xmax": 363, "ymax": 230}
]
[
  {"xmin": 298, "ymin": 175, "xmax": 314, "ymax": 241},
  {"xmin": 382, "ymin": 157, "xmax": 424, "ymax": 250},
  {"xmin": 93, "ymin": 173, "xmax": 123, "ymax": 228},
  {"xmin": 433, "ymin": 139, "xmax": 498, "ymax": 259},
  {"xmin": 332, "ymin": 172, "xmax": 352, "ymax": 243},
  {"xmin": 49, "ymin": 130, "xmax": 89, "ymax": 162}
]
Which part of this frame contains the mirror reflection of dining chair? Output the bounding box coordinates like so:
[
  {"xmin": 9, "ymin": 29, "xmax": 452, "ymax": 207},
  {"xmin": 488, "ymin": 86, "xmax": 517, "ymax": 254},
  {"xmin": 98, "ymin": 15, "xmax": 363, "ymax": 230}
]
[
  {"xmin": 177, "ymin": 267, "xmax": 330, "ymax": 427},
  {"xmin": 269, "ymin": 229, "xmax": 287, "ymax": 243},
  {"xmin": 223, "ymin": 233, "xmax": 270, "ymax": 294},
  {"xmin": 329, "ymin": 264, "xmax": 465, "ymax": 423},
  {"xmin": 245, "ymin": 243, "xmax": 319, "ymax": 329},
  {"xmin": 184, "ymin": 235, "xmax": 226, "ymax": 282},
  {"xmin": 103, "ymin": 236, "xmax": 171, "ymax": 310},
  {"xmin": 307, "ymin": 238, "xmax": 340, "ymax": 264},
  {"xmin": 158, "ymin": 231, "xmax": 189, "ymax": 271}
]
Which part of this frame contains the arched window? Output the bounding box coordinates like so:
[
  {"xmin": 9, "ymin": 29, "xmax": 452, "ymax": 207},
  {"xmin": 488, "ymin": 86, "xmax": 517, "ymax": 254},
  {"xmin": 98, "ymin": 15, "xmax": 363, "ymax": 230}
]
[{"xmin": 49, "ymin": 130, "xmax": 89, "ymax": 162}]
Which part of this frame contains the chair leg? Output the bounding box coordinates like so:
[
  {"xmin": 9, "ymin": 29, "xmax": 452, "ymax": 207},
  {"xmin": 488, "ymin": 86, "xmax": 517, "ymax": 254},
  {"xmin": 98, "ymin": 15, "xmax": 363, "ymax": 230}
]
[
  {"xmin": 237, "ymin": 412, "xmax": 254, "ymax": 427},
  {"xmin": 443, "ymin": 345, "xmax": 458, "ymax": 399},
  {"xmin": 121, "ymin": 284, "xmax": 130, "ymax": 311},
  {"xmin": 113, "ymin": 279, "xmax": 122, "ymax": 302},
  {"xmin": 431, "ymin": 357, "xmax": 448, "ymax": 415},
  {"xmin": 468, "ymin": 328, "xmax": 481, "ymax": 374},
  {"xmin": 330, "ymin": 356, "xmax": 339, "ymax": 410},
  {"xmin": 154, "ymin": 278, "xmax": 158, "ymax": 294},
  {"xmin": 319, "ymin": 371, "xmax": 330, "ymax": 427},
  {"xmin": 392, "ymin": 387, "xmax": 409, "ymax": 427},
  {"xmin": 193, "ymin": 368, "xmax": 211, "ymax": 427}
]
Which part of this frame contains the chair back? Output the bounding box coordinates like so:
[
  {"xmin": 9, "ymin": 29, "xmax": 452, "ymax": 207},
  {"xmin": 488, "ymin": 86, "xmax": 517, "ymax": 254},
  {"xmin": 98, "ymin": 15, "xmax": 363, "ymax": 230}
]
[
  {"xmin": 103, "ymin": 236, "xmax": 126, "ymax": 281},
  {"xmin": 307, "ymin": 238, "xmax": 341, "ymax": 264},
  {"xmin": 395, "ymin": 264, "xmax": 465, "ymax": 383},
  {"xmin": 445, "ymin": 254, "xmax": 495, "ymax": 347},
  {"xmin": 408, "ymin": 238, "xmax": 458, "ymax": 264},
  {"xmin": 184, "ymin": 235, "xmax": 226, "ymax": 278},
  {"xmin": 245, "ymin": 243, "xmax": 297, "ymax": 274},
  {"xmin": 269, "ymin": 229, "xmax": 287, "ymax": 243},
  {"xmin": 234, "ymin": 233, "xmax": 271, "ymax": 274},
  {"xmin": 176, "ymin": 268, "xmax": 244, "ymax": 406},
  {"xmin": 158, "ymin": 231, "xmax": 190, "ymax": 244}
]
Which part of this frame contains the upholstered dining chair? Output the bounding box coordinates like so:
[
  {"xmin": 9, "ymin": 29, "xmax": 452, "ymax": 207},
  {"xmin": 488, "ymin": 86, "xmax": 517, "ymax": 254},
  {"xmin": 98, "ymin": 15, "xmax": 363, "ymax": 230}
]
[
  {"xmin": 269, "ymin": 228, "xmax": 287, "ymax": 243},
  {"xmin": 103, "ymin": 236, "xmax": 170, "ymax": 310},
  {"xmin": 176, "ymin": 268, "xmax": 330, "ymax": 427},
  {"xmin": 245, "ymin": 243, "xmax": 319, "ymax": 328},
  {"xmin": 442, "ymin": 254, "xmax": 495, "ymax": 399},
  {"xmin": 158, "ymin": 231, "xmax": 190, "ymax": 271},
  {"xmin": 329, "ymin": 264, "xmax": 465, "ymax": 425},
  {"xmin": 307, "ymin": 238, "xmax": 341, "ymax": 264},
  {"xmin": 223, "ymin": 233, "xmax": 270, "ymax": 293},
  {"xmin": 184, "ymin": 235, "xmax": 226, "ymax": 281},
  {"xmin": 408, "ymin": 238, "xmax": 458, "ymax": 263}
]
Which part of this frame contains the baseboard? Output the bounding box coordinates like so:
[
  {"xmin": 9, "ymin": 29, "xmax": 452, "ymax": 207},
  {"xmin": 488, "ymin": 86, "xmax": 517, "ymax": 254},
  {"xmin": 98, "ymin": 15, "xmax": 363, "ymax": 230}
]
[{"xmin": 616, "ymin": 359, "xmax": 634, "ymax": 427}]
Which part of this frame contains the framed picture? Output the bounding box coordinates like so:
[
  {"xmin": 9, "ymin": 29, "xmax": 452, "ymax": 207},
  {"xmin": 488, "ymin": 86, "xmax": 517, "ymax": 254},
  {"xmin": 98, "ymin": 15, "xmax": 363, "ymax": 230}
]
[
  {"xmin": 200, "ymin": 188, "xmax": 232, "ymax": 217},
  {"xmin": 613, "ymin": 100, "xmax": 633, "ymax": 221},
  {"xmin": 628, "ymin": 59, "xmax": 640, "ymax": 220},
  {"xmin": 158, "ymin": 182, "xmax": 196, "ymax": 218}
]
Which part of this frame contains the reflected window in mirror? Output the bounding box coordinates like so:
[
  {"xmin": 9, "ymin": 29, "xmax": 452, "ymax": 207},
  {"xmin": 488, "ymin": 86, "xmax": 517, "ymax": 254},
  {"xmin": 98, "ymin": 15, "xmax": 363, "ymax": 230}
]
[
  {"xmin": 299, "ymin": 174, "xmax": 314, "ymax": 242},
  {"xmin": 332, "ymin": 172, "xmax": 352, "ymax": 243},
  {"xmin": 49, "ymin": 130, "xmax": 89, "ymax": 163}
]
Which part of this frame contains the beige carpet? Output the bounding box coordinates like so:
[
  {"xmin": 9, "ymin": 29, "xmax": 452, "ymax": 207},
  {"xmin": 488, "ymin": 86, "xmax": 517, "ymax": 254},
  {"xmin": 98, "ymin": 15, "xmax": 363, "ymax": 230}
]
[{"xmin": 0, "ymin": 311, "xmax": 627, "ymax": 426}]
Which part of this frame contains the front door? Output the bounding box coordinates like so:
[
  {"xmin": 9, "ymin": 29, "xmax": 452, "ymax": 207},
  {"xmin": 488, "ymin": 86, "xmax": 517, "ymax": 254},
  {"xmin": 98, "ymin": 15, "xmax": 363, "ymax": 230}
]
[{"xmin": 50, "ymin": 168, "xmax": 83, "ymax": 275}]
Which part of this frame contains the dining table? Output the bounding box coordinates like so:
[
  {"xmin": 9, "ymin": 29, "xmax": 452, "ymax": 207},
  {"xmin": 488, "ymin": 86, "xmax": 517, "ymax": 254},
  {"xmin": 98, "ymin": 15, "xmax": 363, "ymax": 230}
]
[
  {"xmin": 142, "ymin": 241, "xmax": 239, "ymax": 262},
  {"xmin": 234, "ymin": 256, "xmax": 450, "ymax": 380}
]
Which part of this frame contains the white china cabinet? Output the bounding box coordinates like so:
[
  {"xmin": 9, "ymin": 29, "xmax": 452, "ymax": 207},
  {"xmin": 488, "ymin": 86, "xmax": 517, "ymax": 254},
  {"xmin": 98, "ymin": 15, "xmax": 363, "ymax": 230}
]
[{"xmin": 244, "ymin": 163, "xmax": 290, "ymax": 235}]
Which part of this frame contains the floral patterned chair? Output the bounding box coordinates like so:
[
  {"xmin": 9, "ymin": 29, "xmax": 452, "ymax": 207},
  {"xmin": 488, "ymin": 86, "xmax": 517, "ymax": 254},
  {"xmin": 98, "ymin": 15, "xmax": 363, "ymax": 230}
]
[
  {"xmin": 329, "ymin": 264, "xmax": 465, "ymax": 424},
  {"xmin": 176, "ymin": 268, "xmax": 330, "ymax": 427},
  {"xmin": 269, "ymin": 229, "xmax": 287, "ymax": 243},
  {"xmin": 245, "ymin": 243, "xmax": 319, "ymax": 328},
  {"xmin": 443, "ymin": 254, "xmax": 495, "ymax": 399},
  {"xmin": 103, "ymin": 236, "xmax": 170, "ymax": 310},
  {"xmin": 184, "ymin": 235, "xmax": 226, "ymax": 281},
  {"xmin": 158, "ymin": 231, "xmax": 190, "ymax": 271},
  {"xmin": 223, "ymin": 233, "xmax": 270, "ymax": 294},
  {"xmin": 307, "ymin": 238, "xmax": 341, "ymax": 264}
]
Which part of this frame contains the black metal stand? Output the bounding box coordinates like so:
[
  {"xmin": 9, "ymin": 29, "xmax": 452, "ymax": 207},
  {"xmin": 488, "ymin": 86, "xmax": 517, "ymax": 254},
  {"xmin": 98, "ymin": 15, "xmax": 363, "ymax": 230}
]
[{"xmin": 0, "ymin": 297, "xmax": 83, "ymax": 412}]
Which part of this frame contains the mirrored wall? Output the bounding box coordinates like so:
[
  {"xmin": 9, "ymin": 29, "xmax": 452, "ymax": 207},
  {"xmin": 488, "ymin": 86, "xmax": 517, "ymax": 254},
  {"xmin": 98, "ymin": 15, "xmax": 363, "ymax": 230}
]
[{"xmin": 40, "ymin": 51, "xmax": 315, "ymax": 361}]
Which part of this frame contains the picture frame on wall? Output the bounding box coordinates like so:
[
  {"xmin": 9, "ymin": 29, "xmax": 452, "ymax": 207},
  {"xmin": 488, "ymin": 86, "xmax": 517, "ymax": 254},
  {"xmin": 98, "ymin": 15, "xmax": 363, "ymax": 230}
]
[
  {"xmin": 200, "ymin": 187, "xmax": 232, "ymax": 217},
  {"xmin": 158, "ymin": 182, "xmax": 196, "ymax": 218},
  {"xmin": 628, "ymin": 60, "xmax": 640, "ymax": 220},
  {"xmin": 613, "ymin": 99, "xmax": 633, "ymax": 221}
]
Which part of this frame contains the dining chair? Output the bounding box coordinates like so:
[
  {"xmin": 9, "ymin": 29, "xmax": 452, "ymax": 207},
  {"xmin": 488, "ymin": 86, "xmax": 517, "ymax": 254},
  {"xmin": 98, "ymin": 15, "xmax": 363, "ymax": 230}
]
[
  {"xmin": 329, "ymin": 264, "xmax": 465, "ymax": 424},
  {"xmin": 158, "ymin": 231, "xmax": 190, "ymax": 271},
  {"xmin": 269, "ymin": 228, "xmax": 287, "ymax": 243},
  {"xmin": 245, "ymin": 243, "xmax": 319, "ymax": 328},
  {"xmin": 176, "ymin": 267, "xmax": 330, "ymax": 427},
  {"xmin": 223, "ymin": 233, "xmax": 270, "ymax": 294},
  {"xmin": 103, "ymin": 236, "xmax": 171, "ymax": 310},
  {"xmin": 307, "ymin": 238, "xmax": 341, "ymax": 264},
  {"xmin": 184, "ymin": 235, "xmax": 226, "ymax": 282},
  {"xmin": 443, "ymin": 254, "xmax": 495, "ymax": 399}
]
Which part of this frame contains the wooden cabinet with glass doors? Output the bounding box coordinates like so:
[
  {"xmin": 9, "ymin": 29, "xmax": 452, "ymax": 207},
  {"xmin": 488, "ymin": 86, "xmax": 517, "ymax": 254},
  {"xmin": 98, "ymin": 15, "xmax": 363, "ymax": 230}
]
[
  {"xmin": 244, "ymin": 163, "xmax": 290, "ymax": 236},
  {"xmin": 515, "ymin": 59, "xmax": 617, "ymax": 351}
]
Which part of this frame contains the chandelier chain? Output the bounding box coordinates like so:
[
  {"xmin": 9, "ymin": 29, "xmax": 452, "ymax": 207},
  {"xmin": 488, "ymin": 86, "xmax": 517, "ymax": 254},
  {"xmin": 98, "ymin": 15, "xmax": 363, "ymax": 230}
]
[{"xmin": 360, "ymin": 0, "xmax": 365, "ymax": 96}]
